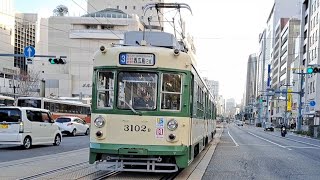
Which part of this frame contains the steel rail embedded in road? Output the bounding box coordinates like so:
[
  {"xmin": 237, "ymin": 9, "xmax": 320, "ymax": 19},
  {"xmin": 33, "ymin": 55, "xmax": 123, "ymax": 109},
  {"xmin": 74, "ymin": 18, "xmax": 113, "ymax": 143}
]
[
  {"xmin": 159, "ymin": 170, "xmax": 182, "ymax": 180},
  {"xmin": 18, "ymin": 161, "xmax": 88, "ymax": 180},
  {"xmin": 91, "ymin": 171, "xmax": 120, "ymax": 180}
]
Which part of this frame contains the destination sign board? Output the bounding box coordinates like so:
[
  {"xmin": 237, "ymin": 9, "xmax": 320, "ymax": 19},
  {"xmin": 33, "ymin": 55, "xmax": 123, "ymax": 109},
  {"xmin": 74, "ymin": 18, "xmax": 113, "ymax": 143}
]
[{"xmin": 119, "ymin": 53, "xmax": 155, "ymax": 66}]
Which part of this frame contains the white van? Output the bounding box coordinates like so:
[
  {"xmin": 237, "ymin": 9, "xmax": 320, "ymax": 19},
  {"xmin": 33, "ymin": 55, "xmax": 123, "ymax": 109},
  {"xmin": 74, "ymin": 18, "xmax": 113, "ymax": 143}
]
[{"xmin": 0, "ymin": 107, "xmax": 62, "ymax": 149}]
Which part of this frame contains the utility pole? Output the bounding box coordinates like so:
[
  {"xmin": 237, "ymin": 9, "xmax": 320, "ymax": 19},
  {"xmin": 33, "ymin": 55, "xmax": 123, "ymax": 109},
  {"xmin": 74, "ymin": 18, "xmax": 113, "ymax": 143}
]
[
  {"xmin": 9, "ymin": 84, "xmax": 19, "ymax": 99},
  {"xmin": 280, "ymin": 84, "xmax": 291, "ymax": 126},
  {"xmin": 295, "ymin": 70, "xmax": 306, "ymax": 132}
]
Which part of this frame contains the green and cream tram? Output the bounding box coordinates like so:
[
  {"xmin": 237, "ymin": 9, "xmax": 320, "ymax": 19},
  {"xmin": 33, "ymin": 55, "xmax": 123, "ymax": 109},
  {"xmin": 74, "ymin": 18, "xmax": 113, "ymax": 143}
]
[{"xmin": 89, "ymin": 31, "xmax": 216, "ymax": 172}]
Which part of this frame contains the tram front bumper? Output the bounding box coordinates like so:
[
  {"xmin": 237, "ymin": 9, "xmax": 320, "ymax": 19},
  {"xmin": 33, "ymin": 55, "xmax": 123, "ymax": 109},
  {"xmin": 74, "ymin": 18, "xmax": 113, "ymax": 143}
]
[{"xmin": 89, "ymin": 143, "xmax": 188, "ymax": 164}]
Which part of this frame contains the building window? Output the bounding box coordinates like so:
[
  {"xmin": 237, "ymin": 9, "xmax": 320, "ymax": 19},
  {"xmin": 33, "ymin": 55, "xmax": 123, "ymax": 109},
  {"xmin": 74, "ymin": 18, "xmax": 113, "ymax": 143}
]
[
  {"xmin": 310, "ymin": 82, "xmax": 312, "ymax": 94},
  {"xmin": 133, "ymin": 6, "xmax": 136, "ymax": 10},
  {"xmin": 313, "ymin": 81, "xmax": 315, "ymax": 93},
  {"xmin": 304, "ymin": 30, "xmax": 308, "ymax": 40},
  {"xmin": 116, "ymin": 6, "xmax": 119, "ymax": 9},
  {"xmin": 101, "ymin": 25, "xmax": 114, "ymax": 30},
  {"xmin": 125, "ymin": 6, "xmax": 127, "ymax": 9},
  {"xmin": 305, "ymin": 15, "xmax": 308, "ymax": 25},
  {"xmin": 86, "ymin": 25, "xmax": 97, "ymax": 29}
]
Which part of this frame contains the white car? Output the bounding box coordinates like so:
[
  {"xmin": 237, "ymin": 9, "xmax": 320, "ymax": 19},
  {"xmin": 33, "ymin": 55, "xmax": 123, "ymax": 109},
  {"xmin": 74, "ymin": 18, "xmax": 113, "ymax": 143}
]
[
  {"xmin": 55, "ymin": 116, "xmax": 90, "ymax": 136},
  {"xmin": 0, "ymin": 107, "xmax": 62, "ymax": 149}
]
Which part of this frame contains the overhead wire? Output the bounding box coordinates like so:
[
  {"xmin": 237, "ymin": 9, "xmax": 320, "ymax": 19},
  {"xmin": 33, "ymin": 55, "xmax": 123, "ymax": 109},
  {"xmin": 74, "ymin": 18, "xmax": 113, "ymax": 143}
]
[{"xmin": 157, "ymin": 9, "xmax": 184, "ymax": 40}]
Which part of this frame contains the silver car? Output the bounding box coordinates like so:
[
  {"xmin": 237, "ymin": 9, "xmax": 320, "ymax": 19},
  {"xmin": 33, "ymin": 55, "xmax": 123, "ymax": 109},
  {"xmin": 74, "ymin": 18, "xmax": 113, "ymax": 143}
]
[{"xmin": 55, "ymin": 116, "xmax": 90, "ymax": 136}]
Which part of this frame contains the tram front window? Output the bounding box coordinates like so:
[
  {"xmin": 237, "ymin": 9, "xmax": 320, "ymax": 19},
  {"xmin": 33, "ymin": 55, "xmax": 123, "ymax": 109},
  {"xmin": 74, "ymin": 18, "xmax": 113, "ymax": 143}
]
[{"xmin": 117, "ymin": 72, "xmax": 157, "ymax": 110}]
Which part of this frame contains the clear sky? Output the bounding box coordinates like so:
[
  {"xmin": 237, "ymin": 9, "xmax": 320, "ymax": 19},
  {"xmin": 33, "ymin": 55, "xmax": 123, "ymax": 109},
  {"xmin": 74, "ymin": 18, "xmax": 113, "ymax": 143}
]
[{"xmin": 15, "ymin": 0, "xmax": 274, "ymax": 104}]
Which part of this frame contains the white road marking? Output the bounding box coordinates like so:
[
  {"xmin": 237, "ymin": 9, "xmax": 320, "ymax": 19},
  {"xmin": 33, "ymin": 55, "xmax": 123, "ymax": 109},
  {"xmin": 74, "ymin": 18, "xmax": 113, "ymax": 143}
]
[
  {"xmin": 285, "ymin": 146, "xmax": 320, "ymax": 149},
  {"xmin": 289, "ymin": 133, "xmax": 320, "ymax": 142},
  {"xmin": 262, "ymin": 131, "xmax": 320, "ymax": 148},
  {"xmin": 247, "ymin": 131, "xmax": 292, "ymax": 150},
  {"xmin": 285, "ymin": 137, "xmax": 320, "ymax": 148},
  {"xmin": 228, "ymin": 130, "xmax": 239, "ymax": 147}
]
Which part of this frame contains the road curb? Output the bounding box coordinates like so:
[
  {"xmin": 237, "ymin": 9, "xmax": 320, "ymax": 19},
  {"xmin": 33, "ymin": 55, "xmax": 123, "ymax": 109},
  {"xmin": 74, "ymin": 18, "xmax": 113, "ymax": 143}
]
[{"xmin": 176, "ymin": 125, "xmax": 223, "ymax": 180}]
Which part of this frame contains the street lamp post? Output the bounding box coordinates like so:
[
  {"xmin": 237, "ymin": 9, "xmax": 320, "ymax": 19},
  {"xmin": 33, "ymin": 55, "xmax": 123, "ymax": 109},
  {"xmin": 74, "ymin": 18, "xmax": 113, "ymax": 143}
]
[{"xmin": 9, "ymin": 78, "xmax": 19, "ymax": 99}]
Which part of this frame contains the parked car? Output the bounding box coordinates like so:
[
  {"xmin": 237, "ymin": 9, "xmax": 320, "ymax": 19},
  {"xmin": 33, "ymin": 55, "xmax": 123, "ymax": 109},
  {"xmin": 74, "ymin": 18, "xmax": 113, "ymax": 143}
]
[
  {"xmin": 264, "ymin": 122, "xmax": 274, "ymax": 131},
  {"xmin": 0, "ymin": 107, "xmax": 62, "ymax": 149},
  {"xmin": 55, "ymin": 116, "xmax": 90, "ymax": 136}
]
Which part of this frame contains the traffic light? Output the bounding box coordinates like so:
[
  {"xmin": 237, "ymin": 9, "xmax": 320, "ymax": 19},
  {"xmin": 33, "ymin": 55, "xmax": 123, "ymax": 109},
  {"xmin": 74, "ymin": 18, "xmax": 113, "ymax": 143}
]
[
  {"xmin": 259, "ymin": 98, "xmax": 266, "ymax": 103},
  {"xmin": 48, "ymin": 58, "xmax": 66, "ymax": 64},
  {"xmin": 307, "ymin": 66, "xmax": 320, "ymax": 74}
]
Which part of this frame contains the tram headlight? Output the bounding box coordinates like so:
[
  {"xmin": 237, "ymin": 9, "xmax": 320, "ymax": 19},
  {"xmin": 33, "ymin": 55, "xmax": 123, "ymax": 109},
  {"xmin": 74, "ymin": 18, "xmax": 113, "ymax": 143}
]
[
  {"xmin": 167, "ymin": 119, "xmax": 178, "ymax": 131},
  {"xmin": 94, "ymin": 116, "xmax": 105, "ymax": 128}
]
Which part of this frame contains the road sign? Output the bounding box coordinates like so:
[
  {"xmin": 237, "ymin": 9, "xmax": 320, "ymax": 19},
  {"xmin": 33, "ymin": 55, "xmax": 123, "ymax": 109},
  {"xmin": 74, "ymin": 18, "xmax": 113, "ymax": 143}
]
[
  {"xmin": 24, "ymin": 46, "xmax": 35, "ymax": 58},
  {"xmin": 26, "ymin": 57, "xmax": 33, "ymax": 65},
  {"xmin": 309, "ymin": 101, "xmax": 316, "ymax": 107}
]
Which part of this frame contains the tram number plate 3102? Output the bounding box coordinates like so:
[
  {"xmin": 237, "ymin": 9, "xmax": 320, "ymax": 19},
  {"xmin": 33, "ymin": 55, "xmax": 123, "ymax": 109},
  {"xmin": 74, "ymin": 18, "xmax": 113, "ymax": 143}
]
[{"xmin": 124, "ymin": 125, "xmax": 151, "ymax": 132}]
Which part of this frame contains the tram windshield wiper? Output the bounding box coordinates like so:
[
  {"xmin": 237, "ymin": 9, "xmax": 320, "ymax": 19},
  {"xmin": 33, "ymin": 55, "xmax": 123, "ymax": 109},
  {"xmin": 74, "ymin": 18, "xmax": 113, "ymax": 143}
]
[{"xmin": 120, "ymin": 99, "xmax": 142, "ymax": 116}]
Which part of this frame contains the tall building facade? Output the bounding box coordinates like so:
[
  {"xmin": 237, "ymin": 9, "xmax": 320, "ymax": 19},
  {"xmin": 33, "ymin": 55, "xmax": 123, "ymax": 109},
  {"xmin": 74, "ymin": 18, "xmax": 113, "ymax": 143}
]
[
  {"xmin": 0, "ymin": 0, "xmax": 20, "ymax": 95},
  {"xmin": 14, "ymin": 13, "xmax": 37, "ymax": 72},
  {"xmin": 30, "ymin": 9, "xmax": 143, "ymax": 98},
  {"xmin": 245, "ymin": 54, "xmax": 258, "ymax": 107},
  {"xmin": 217, "ymin": 95, "xmax": 225, "ymax": 117},
  {"xmin": 204, "ymin": 78, "xmax": 219, "ymax": 101},
  {"xmin": 255, "ymin": 0, "xmax": 302, "ymax": 124},
  {"xmin": 225, "ymin": 98, "xmax": 236, "ymax": 118},
  {"xmin": 87, "ymin": 0, "xmax": 164, "ymax": 29},
  {"xmin": 245, "ymin": 54, "xmax": 258, "ymax": 123},
  {"xmin": 257, "ymin": 29, "xmax": 272, "ymax": 123},
  {"xmin": 300, "ymin": 0, "xmax": 320, "ymax": 128},
  {"xmin": 270, "ymin": 18, "xmax": 301, "ymax": 125}
]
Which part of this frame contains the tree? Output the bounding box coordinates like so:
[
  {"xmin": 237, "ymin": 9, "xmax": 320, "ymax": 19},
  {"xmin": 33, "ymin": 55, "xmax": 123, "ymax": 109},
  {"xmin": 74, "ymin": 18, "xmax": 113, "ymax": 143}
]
[
  {"xmin": 53, "ymin": 5, "xmax": 69, "ymax": 16},
  {"xmin": 16, "ymin": 70, "xmax": 41, "ymax": 96}
]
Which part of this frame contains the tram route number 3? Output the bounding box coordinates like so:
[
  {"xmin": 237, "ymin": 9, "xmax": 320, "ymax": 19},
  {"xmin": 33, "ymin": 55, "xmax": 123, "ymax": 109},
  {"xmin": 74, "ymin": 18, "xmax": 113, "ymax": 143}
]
[{"xmin": 124, "ymin": 125, "xmax": 151, "ymax": 132}]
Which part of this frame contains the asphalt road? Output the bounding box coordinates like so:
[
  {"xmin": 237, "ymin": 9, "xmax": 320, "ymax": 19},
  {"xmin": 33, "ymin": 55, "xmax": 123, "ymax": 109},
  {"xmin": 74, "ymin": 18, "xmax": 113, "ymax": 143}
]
[
  {"xmin": 0, "ymin": 134, "xmax": 89, "ymax": 162},
  {"xmin": 202, "ymin": 123, "xmax": 320, "ymax": 180}
]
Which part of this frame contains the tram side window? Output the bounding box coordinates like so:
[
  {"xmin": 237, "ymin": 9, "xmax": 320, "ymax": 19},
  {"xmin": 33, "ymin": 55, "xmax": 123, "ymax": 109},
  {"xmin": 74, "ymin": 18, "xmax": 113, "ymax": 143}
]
[
  {"xmin": 192, "ymin": 81, "xmax": 198, "ymax": 117},
  {"xmin": 97, "ymin": 71, "xmax": 114, "ymax": 108},
  {"xmin": 197, "ymin": 87, "xmax": 204, "ymax": 118},
  {"xmin": 161, "ymin": 73, "xmax": 182, "ymax": 111}
]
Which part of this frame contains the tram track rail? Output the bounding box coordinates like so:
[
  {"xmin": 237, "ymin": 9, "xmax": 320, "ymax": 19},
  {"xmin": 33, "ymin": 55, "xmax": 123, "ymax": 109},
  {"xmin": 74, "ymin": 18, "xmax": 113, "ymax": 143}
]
[
  {"xmin": 91, "ymin": 171, "xmax": 121, "ymax": 180},
  {"xmin": 159, "ymin": 170, "xmax": 182, "ymax": 180},
  {"xmin": 18, "ymin": 161, "xmax": 88, "ymax": 180}
]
